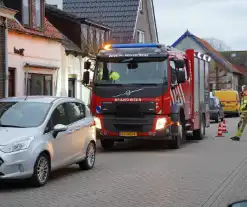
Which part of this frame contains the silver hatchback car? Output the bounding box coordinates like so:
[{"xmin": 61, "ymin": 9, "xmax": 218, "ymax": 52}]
[{"xmin": 0, "ymin": 96, "xmax": 96, "ymax": 187}]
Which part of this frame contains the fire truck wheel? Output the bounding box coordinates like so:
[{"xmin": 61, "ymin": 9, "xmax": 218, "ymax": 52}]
[
  {"xmin": 100, "ymin": 140, "xmax": 114, "ymax": 150},
  {"xmin": 193, "ymin": 115, "xmax": 205, "ymax": 140},
  {"xmin": 169, "ymin": 124, "xmax": 183, "ymax": 149}
]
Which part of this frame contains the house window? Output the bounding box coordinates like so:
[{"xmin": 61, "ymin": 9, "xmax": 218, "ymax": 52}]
[
  {"xmin": 35, "ymin": 0, "xmax": 44, "ymax": 28},
  {"xmin": 27, "ymin": 73, "xmax": 53, "ymax": 95},
  {"xmin": 68, "ymin": 78, "xmax": 76, "ymax": 98},
  {"xmin": 136, "ymin": 30, "xmax": 145, "ymax": 43},
  {"xmin": 82, "ymin": 26, "xmax": 87, "ymax": 41},
  {"xmin": 89, "ymin": 27, "xmax": 94, "ymax": 46},
  {"xmin": 101, "ymin": 31, "xmax": 105, "ymax": 44},
  {"xmin": 96, "ymin": 31, "xmax": 100, "ymax": 46},
  {"xmin": 22, "ymin": 0, "xmax": 30, "ymax": 25},
  {"xmin": 139, "ymin": 0, "xmax": 143, "ymax": 12}
]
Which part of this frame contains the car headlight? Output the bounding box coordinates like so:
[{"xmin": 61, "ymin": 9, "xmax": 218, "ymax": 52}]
[
  {"xmin": 0, "ymin": 137, "xmax": 34, "ymax": 153},
  {"xmin": 155, "ymin": 118, "xmax": 167, "ymax": 130},
  {"xmin": 94, "ymin": 117, "xmax": 102, "ymax": 129}
]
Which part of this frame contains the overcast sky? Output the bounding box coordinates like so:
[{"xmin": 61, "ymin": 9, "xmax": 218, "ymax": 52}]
[
  {"xmin": 46, "ymin": 0, "xmax": 246, "ymax": 50},
  {"xmin": 154, "ymin": 0, "xmax": 247, "ymax": 50}
]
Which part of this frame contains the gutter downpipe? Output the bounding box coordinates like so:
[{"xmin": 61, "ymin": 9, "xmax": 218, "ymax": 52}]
[{"xmin": 4, "ymin": 17, "xmax": 8, "ymax": 97}]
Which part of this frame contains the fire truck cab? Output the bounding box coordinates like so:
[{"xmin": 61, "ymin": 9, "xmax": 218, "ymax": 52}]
[{"xmin": 83, "ymin": 43, "xmax": 211, "ymax": 150}]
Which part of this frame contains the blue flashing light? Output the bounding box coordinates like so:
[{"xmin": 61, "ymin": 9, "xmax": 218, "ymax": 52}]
[{"xmin": 111, "ymin": 43, "xmax": 161, "ymax": 49}]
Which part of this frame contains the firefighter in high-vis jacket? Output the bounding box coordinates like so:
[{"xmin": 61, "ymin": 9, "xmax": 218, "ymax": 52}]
[{"xmin": 231, "ymin": 85, "xmax": 247, "ymax": 141}]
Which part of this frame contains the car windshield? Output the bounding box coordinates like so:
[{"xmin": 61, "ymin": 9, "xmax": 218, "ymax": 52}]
[
  {"xmin": 0, "ymin": 102, "xmax": 51, "ymax": 128},
  {"xmin": 94, "ymin": 57, "xmax": 168, "ymax": 85}
]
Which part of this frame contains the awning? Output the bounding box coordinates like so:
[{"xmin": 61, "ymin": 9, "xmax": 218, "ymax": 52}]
[
  {"xmin": 68, "ymin": 74, "xmax": 77, "ymax": 79},
  {"xmin": 24, "ymin": 62, "xmax": 60, "ymax": 70}
]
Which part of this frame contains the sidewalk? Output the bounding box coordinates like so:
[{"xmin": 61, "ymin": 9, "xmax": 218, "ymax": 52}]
[{"xmin": 203, "ymin": 118, "xmax": 247, "ymax": 207}]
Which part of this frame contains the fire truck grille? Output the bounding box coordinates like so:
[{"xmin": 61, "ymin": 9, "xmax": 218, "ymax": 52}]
[
  {"xmin": 116, "ymin": 103, "xmax": 140, "ymax": 115},
  {"xmin": 102, "ymin": 116, "xmax": 155, "ymax": 132},
  {"xmin": 113, "ymin": 124, "xmax": 143, "ymax": 132}
]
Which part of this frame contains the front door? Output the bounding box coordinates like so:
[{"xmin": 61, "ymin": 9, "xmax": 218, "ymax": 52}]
[
  {"xmin": 64, "ymin": 102, "xmax": 87, "ymax": 160},
  {"xmin": 8, "ymin": 68, "xmax": 15, "ymax": 97},
  {"xmin": 68, "ymin": 78, "xmax": 76, "ymax": 97},
  {"xmin": 46, "ymin": 103, "xmax": 72, "ymax": 169}
]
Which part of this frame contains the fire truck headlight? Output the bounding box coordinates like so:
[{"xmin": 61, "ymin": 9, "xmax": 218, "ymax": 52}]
[
  {"xmin": 155, "ymin": 118, "xmax": 167, "ymax": 130},
  {"xmin": 94, "ymin": 117, "xmax": 102, "ymax": 129}
]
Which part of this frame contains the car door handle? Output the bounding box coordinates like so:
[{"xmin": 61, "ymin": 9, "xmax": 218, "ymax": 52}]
[{"xmin": 75, "ymin": 127, "xmax": 80, "ymax": 131}]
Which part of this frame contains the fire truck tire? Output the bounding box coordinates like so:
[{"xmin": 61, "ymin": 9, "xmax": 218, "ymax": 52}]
[
  {"xmin": 100, "ymin": 140, "xmax": 114, "ymax": 150},
  {"xmin": 169, "ymin": 117, "xmax": 184, "ymax": 149},
  {"xmin": 193, "ymin": 114, "xmax": 205, "ymax": 140}
]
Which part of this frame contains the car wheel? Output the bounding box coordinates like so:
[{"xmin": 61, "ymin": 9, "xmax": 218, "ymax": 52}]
[
  {"xmin": 101, "ymin": 140, "xmax": 114, "ymax": 150},
  {"xmin": 79, "ymin": 141, "xmax": 96, "ymax": 170},
  {"xmin": 30, "ymin": 153, "xmax": 50, "ymax": 187},
  {"xmin": 215, "ymin": 113, "xmax": 220, "ymax": 123}
]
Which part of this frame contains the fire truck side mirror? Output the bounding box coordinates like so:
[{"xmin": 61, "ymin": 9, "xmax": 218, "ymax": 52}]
[
  {"xmin": 84, "ymin": 61, "xmax": 91, "ymax": 69},
  {"xmin": 82, "ymin": 71, "xmax": 90, "ymax": 85},
  {"xmin": 174, "ymin": 59, "xmax": 185, "ymax": 69},
  {"xmin": 177, "ymin": 69, "xmax": 186, "ymax": 83}
]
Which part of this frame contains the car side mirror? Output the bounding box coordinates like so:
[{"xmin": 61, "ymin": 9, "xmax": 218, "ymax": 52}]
[
  {"xmin": 52, "ymin": 124, "xmax": 68, "ymax": 138},
  {"xmin": 84, "ymin": 61, "xmax": 91, "ymax": 69},
  {"xmin": 228, "ymin": 200, "xmax": 247, "ymax": 207},
  {"xmin": 82, "ymin": 71, "xmax": 90, "ymax": 85},
  {"xmin": 177, "ymin": 69, "xmax": 186, "ymax": 83},
  {"xmin": 174, "ymin": 59, "xmax": 185, "ymax": 68}
]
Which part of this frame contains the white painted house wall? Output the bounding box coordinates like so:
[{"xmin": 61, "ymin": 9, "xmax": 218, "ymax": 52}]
[
  {"xmin": 65, "ymin": 54, "xmax": 93, "ymax": 105},
  {"xmin": 8, "ymin": 31, "xmax": 64, "ymax": 96}
]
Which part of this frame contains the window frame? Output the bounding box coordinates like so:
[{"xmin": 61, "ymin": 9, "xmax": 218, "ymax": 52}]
[
  {"xmin": 139, "ymin": 0, "xmax": 143, "ymax": 12},
  {"xmin": 22, "ymin": 0, "xmax": 32, "ymax": 27},
  {"xmin": 136, "ymin": 30, "xmax": 145, "ymax": 43},
  {"xmin": 35, "ymin": 0, "xmax": 45, "ymax": 29},
  {"xmin": 27, "ymin": 73, "xmax": 53, "ymax": 96}
]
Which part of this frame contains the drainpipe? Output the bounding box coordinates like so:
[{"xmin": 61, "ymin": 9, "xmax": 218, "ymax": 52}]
[{"xmin": 4, "ymin": 17, "xmax": 8, "ymax": 97}]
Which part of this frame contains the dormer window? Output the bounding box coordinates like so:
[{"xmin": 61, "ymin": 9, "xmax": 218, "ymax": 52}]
[
  {"xmin": 139, "ymin": 0, "xmax": 143, "ymax": 12},
  {"xmin": 35, "ymin": 0, "xmax": 44, "ymax": 28},
  {"xmin": 22, "ymin": 0, "xmax": 31, "ymax": 26}
]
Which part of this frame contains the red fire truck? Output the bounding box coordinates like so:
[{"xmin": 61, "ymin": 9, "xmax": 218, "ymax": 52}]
[{"xmin": 83, "ymin": 43, "xmax": 211, "ymax": 150}]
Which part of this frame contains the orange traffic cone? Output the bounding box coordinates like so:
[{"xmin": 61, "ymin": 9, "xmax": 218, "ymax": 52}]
[
  {"xmin": 216, "ymin": 122, "xmax": 224, "ymax": 137},
  {"xmin": 222, "ymin": 119, "xmax": 228, "ymax": 133}
]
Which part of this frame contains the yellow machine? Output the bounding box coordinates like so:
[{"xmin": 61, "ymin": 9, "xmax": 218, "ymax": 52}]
[{"xmin": 214, "ymin": 90, "xmax": 240, "ymax": 117}]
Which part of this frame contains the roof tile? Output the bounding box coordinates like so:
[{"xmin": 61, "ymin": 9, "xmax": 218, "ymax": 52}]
[
  {"xmin": 63, "ymin": 0, "xmax": 139, "ymax": 41},
  {"xmin": 7, "ymin": 17, "xmax": 63, "ymax": 40}
]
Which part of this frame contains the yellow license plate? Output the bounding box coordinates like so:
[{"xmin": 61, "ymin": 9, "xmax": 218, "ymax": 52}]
[{"xmin": 119, "ymin": 132, "xmax": 137, "ymax": 136}]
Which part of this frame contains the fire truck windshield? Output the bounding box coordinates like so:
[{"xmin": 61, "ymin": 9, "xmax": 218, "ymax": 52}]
[{"xmin": 94, "ymin": 57, "xmax": 168, "ymax": 85}]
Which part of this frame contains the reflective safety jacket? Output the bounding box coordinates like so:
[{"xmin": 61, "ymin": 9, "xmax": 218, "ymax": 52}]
[{"xmin": 240, "ymin": 94, "xmax": 247, "ymax": 112}]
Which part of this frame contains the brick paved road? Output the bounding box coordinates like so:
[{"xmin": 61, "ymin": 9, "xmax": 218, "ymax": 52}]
[{"xmin": 0, "ymin": 118, "xmax": 247, "ymax": 207}]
